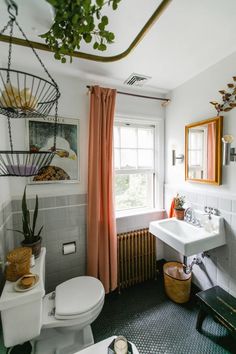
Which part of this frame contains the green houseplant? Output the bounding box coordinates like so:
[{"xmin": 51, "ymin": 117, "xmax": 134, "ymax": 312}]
[
  {"xmin": 41, "ymin": 0, "xmax": 122, "ymax": 63},
  {"xmin": 11, "ymin": 187, "xmax": 43, "ymax": 258},
  {"xmin": 174, "ymin": 193, "xmax": 185, "ymax": 220}
]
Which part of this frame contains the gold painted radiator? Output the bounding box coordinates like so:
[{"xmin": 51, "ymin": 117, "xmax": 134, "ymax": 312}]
[{"xmin": 117, "ymin": 228, "xmax": 156, "ymax": 291}]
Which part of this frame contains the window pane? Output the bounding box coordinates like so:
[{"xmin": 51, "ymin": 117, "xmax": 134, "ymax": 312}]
[
  {"xmin": 120, "ymin": 127, "xmax": 137, "ymax": 148},
  {"xmin": 120, "ymin": 149, "xmax": 137, "ymax": 169},
  {"xmin": 138, "ymin": 149, "xmax": 154, "ymax": 168},
  {"xmin": 189, "ymin": 151, "xmax": 202, "ymax": 166},
  {"xmin": 138, "ymin": 128, "xmax": 154, "ymax": 148},
  {"xmin": 114, "ymin": 148, "xmax": 120, "ymax": 169},
  {"xmin": 115, "ymin": 173, "xmax": 153, "ymax": 211},
  {"xmin": 114, "ymin": 126, "xmax": 119, "ymax": 148}
]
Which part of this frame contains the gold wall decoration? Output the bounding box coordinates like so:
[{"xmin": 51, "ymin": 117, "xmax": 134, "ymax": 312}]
[{"xmin": 210, "ymin": 76, "xmax": 236, "ymax": 115}]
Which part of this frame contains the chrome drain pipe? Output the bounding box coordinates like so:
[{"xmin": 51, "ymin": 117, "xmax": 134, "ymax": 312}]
[{"xmin": 183, "ymin": 255, "xmax": 202, "ymax": 274}]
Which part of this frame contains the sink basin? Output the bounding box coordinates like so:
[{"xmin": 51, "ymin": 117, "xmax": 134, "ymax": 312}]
[{"xmin": 149, "ymin": 216, "xmax": 225, "ymax": 256}]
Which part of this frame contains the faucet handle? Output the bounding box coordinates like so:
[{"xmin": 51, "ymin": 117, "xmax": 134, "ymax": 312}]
[
  {"xmin": 204, "ymin": 206, "xmax": 219, "ymax": 216},
  {"xmin": 212, "ymin": 208, "xmax": 219, "ymax": 216},
  {"xmin": 204, "ymin": 206, "xmax": 212, "ymax": 219}
]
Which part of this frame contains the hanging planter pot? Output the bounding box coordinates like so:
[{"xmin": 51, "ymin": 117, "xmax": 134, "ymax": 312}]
[{"xmin": 0, "ymin": 0, "xmax": 60, "ymax": 177}]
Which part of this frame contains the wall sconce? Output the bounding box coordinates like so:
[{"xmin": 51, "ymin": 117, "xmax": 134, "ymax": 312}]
[
  {"xmin": 172, "ymin": 150, "xmax": 184, "ymax": 166},
  {"xmin": 222, "ymin": 135, "xmax": 236, "ymax": 165}
]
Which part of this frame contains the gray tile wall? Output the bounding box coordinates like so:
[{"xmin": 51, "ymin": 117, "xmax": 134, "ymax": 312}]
[
  {"xmin": 11, "ymin": 194, "xmax": 87, "ymax": 293},
  {"xmin": 164, "ymin": 184, "xmax": 236, "ymax": 297},
  {"xmin": 1, "ymin": 193, "xmax": 166, "ymax": 294}
]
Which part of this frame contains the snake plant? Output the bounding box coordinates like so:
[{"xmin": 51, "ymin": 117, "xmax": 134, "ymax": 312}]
[{"xmin": 10, "ymin": 187, "xmax": 43, "ymax": 244}]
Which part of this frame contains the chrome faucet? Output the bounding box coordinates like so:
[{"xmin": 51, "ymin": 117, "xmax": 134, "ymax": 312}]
[
  {"xmin": 184, "ymin": 207, "xmax": 201, "ymax": 227},
  {"xmin": 184, "ymin": 207, "xmax": 193, "ymax": 223}
]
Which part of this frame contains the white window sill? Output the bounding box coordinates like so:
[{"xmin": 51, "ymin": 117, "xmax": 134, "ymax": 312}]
[{"xmin": 116, "ymin": 208, "xmax": 165, "ymax": 219}]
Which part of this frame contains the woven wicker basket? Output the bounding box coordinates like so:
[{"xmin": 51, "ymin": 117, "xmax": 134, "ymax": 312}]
[
  {"xmin": 163, "ymin": 262, "xmax": 191, "ymax": 303},
  {"xmin": 5, "ymin": 247, "xmax": 32, "ymax": 282}
]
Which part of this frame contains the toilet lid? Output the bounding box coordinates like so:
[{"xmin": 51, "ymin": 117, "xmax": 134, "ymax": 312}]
[{"xmin": 55, "ymin": 276, "xmax": 105, "ymax": 318}]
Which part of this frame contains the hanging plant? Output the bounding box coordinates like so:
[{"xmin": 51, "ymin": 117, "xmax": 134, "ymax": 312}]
[
  {"xmin": 41, "ymin": 0, "xmax": 122, "ymax": 63},
  {"xmin": 210, "ymin": 76, "xmax": 236, "ymax": 115}
]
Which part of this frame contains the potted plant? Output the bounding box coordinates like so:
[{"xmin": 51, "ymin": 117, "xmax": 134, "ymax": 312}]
[
  {"xmin": 174, "ymin": 194, "xmax": 185, "ymax": 220},
  {"xmin": 41, "ymin": 0, "xmax": 122, "ymax": 63},
  {"xmin": 11, "ymin": 187, "xmax": 43, "ymax": 258}
]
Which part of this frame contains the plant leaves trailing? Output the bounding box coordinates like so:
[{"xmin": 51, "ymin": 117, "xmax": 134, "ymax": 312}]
[
  {"xmin": 210, "ymin": 76, "xmax": 236, "ymax": 115},
  {"xmin": 41, "ymin": 0, "xmax": 122, "ymax": 63},
  {"xmin": 8, "ymin": 187, "xmax": 43, "ymax": 244}
]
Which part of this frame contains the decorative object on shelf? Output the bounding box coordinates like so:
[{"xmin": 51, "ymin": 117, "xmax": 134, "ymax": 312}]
[
  {"xmin": 27, "ymin": 116, "xmax": 79, "ymax": 183},
  {"xmin": 222, "ymin": 134, "xmax": 236, "ymax": 165},
  {"xmin": 174, "ymin": 193, "xmax": 185, "ymax": 220},
  {"xmin": 0, "ymin": 0, "xmax": 60, "ymax": 177},
  {"xmin": 210, "ymin": 76, "xmax": 236, "ymax": 115},
  {"xmin": 14, "ymin": 273, "xmax": 39, "ymax": 292},
  {"xmin": 9, "ymin": 187, "xmax": 43, "ymax": 258},
  {"xmin": 41, "ymin": 0, "xmax": 122, "ymax": 63},
  {"xmin": 5, "ymin": 247, "xmax": 32, "ymax": 282},
  {"xmin": 172, "ymin": 149, "xmax": 184, "ymax": 166}
]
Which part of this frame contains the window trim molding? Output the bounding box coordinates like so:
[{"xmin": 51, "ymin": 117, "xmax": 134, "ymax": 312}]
[{"xmin": 114, "ymin": 113, "xmax": 164, "ymax": 211}]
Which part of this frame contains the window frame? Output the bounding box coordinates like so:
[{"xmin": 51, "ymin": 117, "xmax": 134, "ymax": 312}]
[{"xmin": 114, "ymin": 114, "xmax": 164, "ymax": 214}]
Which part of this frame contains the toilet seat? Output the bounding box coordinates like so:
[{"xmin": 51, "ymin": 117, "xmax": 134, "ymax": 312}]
[{"xmin": 55, "ymin": 276, "xmax": 105, "ymax": 320}]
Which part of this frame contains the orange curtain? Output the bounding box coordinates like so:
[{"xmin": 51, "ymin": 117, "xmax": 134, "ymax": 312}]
[
  {"xmin": 169, "ymin": 198, "xmax": 175, "ymax": 218},
  {"xmin": 87, "ymin": 85, "xmax": 117, "ymax": 293},
  {"xmin": 207, "ymin": 122, "xmax": 216, "ymax": 180}
]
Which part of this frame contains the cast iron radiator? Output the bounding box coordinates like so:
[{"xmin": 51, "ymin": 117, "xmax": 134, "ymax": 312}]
[{"xmin": 117, "ymin": 228, "xmax": 156, "ymax": 291}]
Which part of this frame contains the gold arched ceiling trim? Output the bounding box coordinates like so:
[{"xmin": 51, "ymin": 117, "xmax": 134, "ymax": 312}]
[{"xmin": 0, "ymin": 0, "xmax": 172, "ymax": 62}]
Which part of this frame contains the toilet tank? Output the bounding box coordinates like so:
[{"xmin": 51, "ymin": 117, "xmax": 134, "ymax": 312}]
[{"xmin": 0, "ymin": 248, "xmax": 46, "ymax": 347}]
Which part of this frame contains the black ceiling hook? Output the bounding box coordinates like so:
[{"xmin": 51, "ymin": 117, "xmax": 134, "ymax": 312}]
[{"xmin": 5, "ymin": 0, "xmax": 18, "ymax": 20}]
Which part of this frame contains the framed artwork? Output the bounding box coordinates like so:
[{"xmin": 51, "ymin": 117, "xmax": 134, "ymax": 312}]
[{"xmin": 26, "ymin": 116, "xmax": 79, "ymax": 183}]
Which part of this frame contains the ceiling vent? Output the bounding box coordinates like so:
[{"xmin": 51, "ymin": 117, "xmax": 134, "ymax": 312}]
[{"xmin": 124, "ymin": 73, "xmax": 151, "ymax": 87}]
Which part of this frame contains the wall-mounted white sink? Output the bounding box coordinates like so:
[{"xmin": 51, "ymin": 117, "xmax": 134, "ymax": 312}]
[{"xmin": 149, "ymin": 216, "xmax": 225, "ymax": 256}]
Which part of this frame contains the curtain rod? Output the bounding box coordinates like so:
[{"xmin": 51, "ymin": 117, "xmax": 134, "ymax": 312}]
[{"xmin": 86, "ymin": 85, "xmax": 170, "ymax": 104}]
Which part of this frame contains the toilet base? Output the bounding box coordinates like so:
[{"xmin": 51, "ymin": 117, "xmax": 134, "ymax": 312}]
[{"xmin": 33, "ymin": 325, "xmax": 94, "ymax": 354}]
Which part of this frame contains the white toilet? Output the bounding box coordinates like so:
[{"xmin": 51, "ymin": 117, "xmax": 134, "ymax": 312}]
[{"xmin": 0, "ymin": 248, "xmax": 105, "ymax": 354}]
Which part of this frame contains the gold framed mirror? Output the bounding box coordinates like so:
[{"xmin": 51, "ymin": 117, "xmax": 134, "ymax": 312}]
[{"xmin": 185, "ymin": 116, "xmax": 223, "ymax": 185}]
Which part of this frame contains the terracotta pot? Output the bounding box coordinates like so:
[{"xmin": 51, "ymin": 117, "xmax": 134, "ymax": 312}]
[
  {"xmin": 174, "ymin": 208, "xmax": 185, "ymax": 220},
  {"xmin": 21, "ymin": 237, "xmax": 42, "ymax": 259}
]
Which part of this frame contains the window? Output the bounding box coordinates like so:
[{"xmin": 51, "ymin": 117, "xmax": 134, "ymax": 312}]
[{"xmin": 114, "ymin": 122, "xmax": 156, "ymax": 212}]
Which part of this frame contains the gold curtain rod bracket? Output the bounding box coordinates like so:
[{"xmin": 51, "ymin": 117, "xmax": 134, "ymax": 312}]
[{"xmin": 0, "ymin": 0, "xmax": 172, "ymax": 62}]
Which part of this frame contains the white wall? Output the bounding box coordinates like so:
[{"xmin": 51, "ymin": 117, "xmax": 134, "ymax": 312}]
[
  {"xmin": 4, "ymin": 66, "xmax": 165, "ymax": 200},
  {"xmin": 165, "ymin": 50, "xmax": 236, "ymax": 296},
  {"xmin": 165, "ymin": 51, "xmax": 236, "ymax": 195}
]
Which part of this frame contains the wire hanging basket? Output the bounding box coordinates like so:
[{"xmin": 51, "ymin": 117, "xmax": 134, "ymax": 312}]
[
  {"xmin": 0, "ymin": 0, "xmax": 60, "ymax": 177},
  {"xmin": 0, "ymin": 69, "xmax": 60, "ymax": 118},
  {"xmin": 0, "ymin": 150, "xmax": 55, "ymax": 177}
]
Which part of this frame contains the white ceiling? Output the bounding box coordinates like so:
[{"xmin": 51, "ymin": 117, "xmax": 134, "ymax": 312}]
[{"xmin": 0, "ymin": 0, "xmax": 236, "ymax": 92}]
